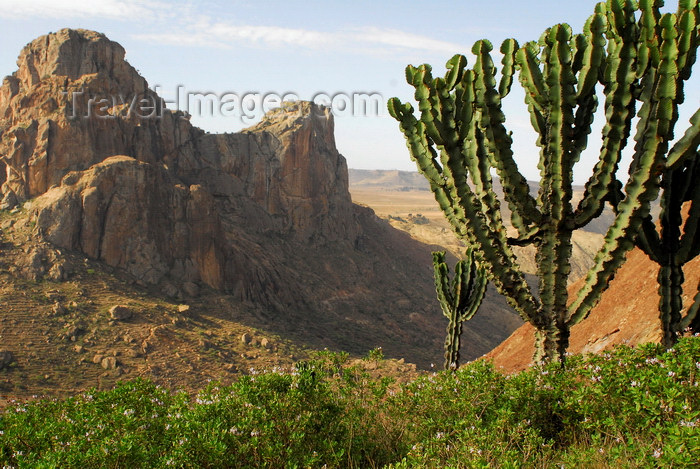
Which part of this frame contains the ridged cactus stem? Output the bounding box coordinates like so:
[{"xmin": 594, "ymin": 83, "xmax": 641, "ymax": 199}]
[
  {"xmin": 658, "ymin": 263, "xmax": 685, "ymax": 347},
  {"xmin": 566, "ymin": 0, "xmax": 699, "ymax": 327},
  {"xmin": 534, "ymin": 317, "xmax": 571, "ymax": 365},
  {"xmin": 432, "ymin": 250, "xmax": 487, "ymax": 370},
  {"xmin": 683, "ymin": 284, "xmax": 700, "ymax": 331}
]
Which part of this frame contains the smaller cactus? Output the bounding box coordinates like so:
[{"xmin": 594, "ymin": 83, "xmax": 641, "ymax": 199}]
[{"xmin": 433, "ymin": 249, "xmax": 488, "ymax": 370}]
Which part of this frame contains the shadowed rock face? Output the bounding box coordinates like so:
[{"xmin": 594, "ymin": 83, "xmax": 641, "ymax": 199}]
[
  {"xmin": 35, "ymin": 156, "xmax": 227, "ymax": 289},
  {"xmin": 0, "ymin": 29, "xmax": 523, "ymax": 367},
  {"xmin": 196, "ymin": 103, "xmax": 358, "ymax": 242}
]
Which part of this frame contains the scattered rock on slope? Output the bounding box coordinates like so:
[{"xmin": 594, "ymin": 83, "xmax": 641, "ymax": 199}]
[
  {"xmin": 0, "ymin": 350, "xmax": 16, "ymax": 369},
  {"xmin": 109, "ymin": 305, "xmax": 133, "ymax": 321}
]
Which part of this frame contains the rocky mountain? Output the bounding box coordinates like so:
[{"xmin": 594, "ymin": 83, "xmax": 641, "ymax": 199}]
[
  {"xmin": 0, "ymin": 29, "xmax": 523, "ymax": 371},
  {"xmin": 348, "ymin": 169, "xmax": 430, "ymax": 192}
]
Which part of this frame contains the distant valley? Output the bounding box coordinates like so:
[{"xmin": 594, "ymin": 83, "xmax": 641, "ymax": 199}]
[{"xmin": 349, "ymin": 169, "xmax": 607, "ymax": 284}]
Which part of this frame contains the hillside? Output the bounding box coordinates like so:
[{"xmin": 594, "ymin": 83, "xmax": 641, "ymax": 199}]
[
  {"xmin": 487, "ymin": 245, "xmax": 700, "ymax": 373},
  {"xmin": 349, "ymin": 169, "xmax": 430, "ymax": 192}
]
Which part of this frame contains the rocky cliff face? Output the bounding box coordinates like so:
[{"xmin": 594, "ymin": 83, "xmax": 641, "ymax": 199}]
[
  {"xmin": 199, "ymin": 103, "xmax": 357, "ymax": 242},
  {"xmin": 34, "ymin": 155, "xmax": 228, "ymax": 290},
  {"xmin": 0, "ymin": 29, "xmax": 353, "ymax": 241},
  {"xmin": 0, "ymin": 29, "xmax": 356, "ymax": 293},
  {"xmin": 0, "ymin": 29, "xmax": 522, "ymax": 367},
  {"xmin": 0, "ymin": 29, "xmax": 170, "ymax": 201}
]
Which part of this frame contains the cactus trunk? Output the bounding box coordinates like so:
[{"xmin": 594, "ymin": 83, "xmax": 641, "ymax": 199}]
[
  {"xmin": 444, "ymin": 312, "xmax": 464, "ymax": 371},
  {"xmin": 658, "ymin": 263, "xmax": 685, "ymax": 348},
  {"xmin": 637, "ymin": 140, "xmax": 700, "ymax": 346},
  {"xmin": 534, "ymin": 319, "xmax": 571, "ymax": 364}
]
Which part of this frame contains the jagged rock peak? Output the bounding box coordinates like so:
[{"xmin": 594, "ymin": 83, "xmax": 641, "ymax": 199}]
[
  {"xmin": 244, "ymin": 101, "xmax": 340, "ymax": 176},
  {"xmin": 14, "ymin": 28, "xmax": 146, "ymax": 92},
  {"xmin": 232, "ymin": 100, "xmax": 354, "ymax": 240},
  {"xmin": 249, "ymin": 101, "xmax": 335, "ymax": 138},
  {"xmin": 0, "ymin": 28, "xmax": 191, "ymax": 202}
]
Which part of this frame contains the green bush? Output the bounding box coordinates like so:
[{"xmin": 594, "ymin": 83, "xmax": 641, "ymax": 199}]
[
  {"xmin": 1, "ymin": 338, "xmax": 699, "ymax": 467},
  {"xmin": 389, "ymin": 338, "xmax": 700, "ymax": 467}
]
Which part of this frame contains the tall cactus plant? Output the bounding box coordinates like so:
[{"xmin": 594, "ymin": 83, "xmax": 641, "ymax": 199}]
[
  {"xmin": 433, "ymin": 249, "xmax": 488, "ymax": 370},
  {"xmin": 389, "ymin": 0, "xmax": 700, "ymax": 363},
  {"xmin": 635, "ymin": 147, "xmax": 700, "ymax": 347}
]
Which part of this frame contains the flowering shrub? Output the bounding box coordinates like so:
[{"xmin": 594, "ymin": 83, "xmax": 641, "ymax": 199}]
[
  {"xmin": 390, "ymin": 337, "xmax": 700, "ymax": 467},
  {"xmin": 1, "ymin": 338, "xmax": 698, "ymax": 467}
]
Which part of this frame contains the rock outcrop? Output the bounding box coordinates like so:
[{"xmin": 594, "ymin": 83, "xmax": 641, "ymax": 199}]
[
  {"xmin": 0, "ymin": 29, "xmax": 176, "ymax": 201},
  {"xmin": 0, "ymin": 29, "xmax": 354, "ymax": 242},
  {"xmin": 0, "ymin": 350, "xmax": 15, "ymax": 370},
  {"xmin": 1, "ymin": 29, "xmax": 355, "ymax": 295},
  {"xmin": 35, "ymin": 155, "xmax": 229, "ymax": 289},
  {"xmin": 0, "ymin": 29, "xmax": 523, "ymax": 367}
]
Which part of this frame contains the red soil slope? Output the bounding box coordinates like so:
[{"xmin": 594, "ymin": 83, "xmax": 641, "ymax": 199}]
[{"xmin": 486, "ymin": 246, "xmax": 700, "ymax": 373}]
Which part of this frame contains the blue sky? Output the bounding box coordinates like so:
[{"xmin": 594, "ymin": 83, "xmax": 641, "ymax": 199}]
[{"xmin": 0, "ymin": 0, "xmax": 698, "ymax": 183}]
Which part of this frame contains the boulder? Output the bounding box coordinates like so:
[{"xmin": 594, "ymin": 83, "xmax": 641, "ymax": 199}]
[
  {"xmin": 241, "ymin": 333, "xmax": 251, "ymax": 345},
  {"xmin": 182, "ymin": 282, "xmax": 200, "ymax": 297},
  {"xmin": 101, "ymin": 356, "xmax": 118, "ymax": 370},
  {"xmin": 52, "ymin": 302, "xmax": 67, "ymax": 316},
  {"xmin": 1, "ymin": 191, "xmax": 17, "ymax": 210},
  {"xmin": 109, "ymin": 305, "xmax": 133, "ymax": 321},
  {"xmin": 0, "ymin": 350, "xmax": 16, "ymax": 369}
]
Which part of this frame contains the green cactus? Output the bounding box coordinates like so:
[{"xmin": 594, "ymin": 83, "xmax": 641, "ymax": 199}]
[
  {"xmin": 389, "ymin": 0, "xmax": 700, "ymax": 363},
  {"xmin": 433, "ymin": 249, "xmax": 488, "ymax": 370},
  {"xmin": 635, "ymin": 145, "xmax": 700, "ymax": 347}
]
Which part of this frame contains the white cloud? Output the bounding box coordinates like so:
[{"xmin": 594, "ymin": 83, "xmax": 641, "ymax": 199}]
[
  {"xmin": 0, "ymin": 0, "xmax": 168, "ymax": 20},
  {"xmin": 129, "ymin": 32, "xmax": 228, "ymax": 49},
  {"xmin": 209, "ymin": 23, "xmax": 331, "ymax": 47},
  {"xmin": 135, "ymin": 23, "xmax": 466, "ymax": 56},
  {"xmin": 0, "ymin": 0, "xmax": 467, "ymax": 56},
  {"xmin": 351, "ymin": 27, "xmax": 466, "ymax": 55},
  {"xmin": 132, "ymin": 22, "xmax": 337, "ymax": 49}
]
